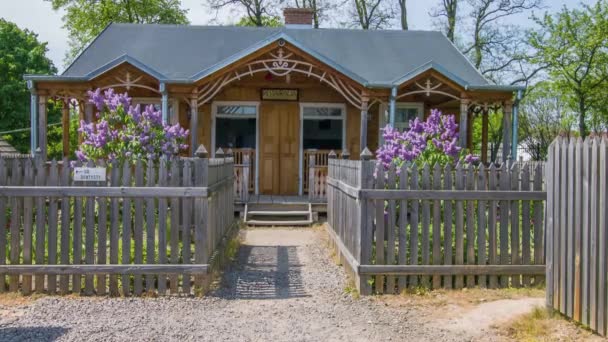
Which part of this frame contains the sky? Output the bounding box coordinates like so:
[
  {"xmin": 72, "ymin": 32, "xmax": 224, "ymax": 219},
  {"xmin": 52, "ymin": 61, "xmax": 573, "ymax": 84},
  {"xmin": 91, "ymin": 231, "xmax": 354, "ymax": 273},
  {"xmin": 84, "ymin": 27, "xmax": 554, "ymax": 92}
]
[{"xmin": 0, "ymin": 0, "xmax": 596, "ymax": 73}]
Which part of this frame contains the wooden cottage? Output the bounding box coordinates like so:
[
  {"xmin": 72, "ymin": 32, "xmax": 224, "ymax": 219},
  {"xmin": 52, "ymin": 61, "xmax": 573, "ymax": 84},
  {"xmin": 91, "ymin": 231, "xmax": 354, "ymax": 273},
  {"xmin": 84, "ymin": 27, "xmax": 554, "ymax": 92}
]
[{"xmin": 24, "ymin": 8, "xmax": 523, "ymax": 198}]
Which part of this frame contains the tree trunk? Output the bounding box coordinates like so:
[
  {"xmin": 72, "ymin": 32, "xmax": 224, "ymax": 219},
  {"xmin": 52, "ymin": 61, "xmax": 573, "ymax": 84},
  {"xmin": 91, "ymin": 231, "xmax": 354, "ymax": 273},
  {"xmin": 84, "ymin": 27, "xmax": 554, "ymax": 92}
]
[{"xmin": 579, "ymin": 97, "xmax": 587, "ymax": 138}]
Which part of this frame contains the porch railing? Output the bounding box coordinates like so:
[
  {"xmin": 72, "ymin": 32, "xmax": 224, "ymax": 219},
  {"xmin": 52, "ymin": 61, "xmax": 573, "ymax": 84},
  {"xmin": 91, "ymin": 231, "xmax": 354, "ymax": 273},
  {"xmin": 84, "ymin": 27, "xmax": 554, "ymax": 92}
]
[{"xmin": 304, "ymin": 149, "xmax": 343, "ymax": 200}]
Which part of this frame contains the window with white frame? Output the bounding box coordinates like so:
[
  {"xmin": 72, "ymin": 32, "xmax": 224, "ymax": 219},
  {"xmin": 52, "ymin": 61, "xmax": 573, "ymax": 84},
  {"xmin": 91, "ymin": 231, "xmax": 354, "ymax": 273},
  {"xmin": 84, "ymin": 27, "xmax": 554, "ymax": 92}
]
[
  {"xmin": 378, "ymin": 102, "xmax": 424, "ymax": 145},
  {"xmin": 301, "ymin": 104, "xmax": 345, "ymax": 150},
  {"xmin": 214, "ymin": 103, "xmax": 257, "ymax": 150},
  {"xmin": 394, "ymin": 103, "xmax": 424, "ymax": 131}
]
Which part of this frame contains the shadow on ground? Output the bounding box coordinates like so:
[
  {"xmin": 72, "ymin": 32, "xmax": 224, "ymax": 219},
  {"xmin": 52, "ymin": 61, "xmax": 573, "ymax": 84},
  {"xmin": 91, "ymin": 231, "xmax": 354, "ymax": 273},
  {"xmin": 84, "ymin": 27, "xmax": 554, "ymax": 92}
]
[
  {"xmin": 212, "ymin": 245, "xmax": 310, "ymax": 300},
  {"xmin": 0, "ymin": 326, "xmax": 68, "ymax": 342}
]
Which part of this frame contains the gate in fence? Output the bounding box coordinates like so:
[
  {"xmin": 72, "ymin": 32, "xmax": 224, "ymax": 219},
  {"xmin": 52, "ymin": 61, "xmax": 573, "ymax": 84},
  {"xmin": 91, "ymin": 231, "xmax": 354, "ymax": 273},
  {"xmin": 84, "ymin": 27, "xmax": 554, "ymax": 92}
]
[
  {"xmin": 326, "ymin": 149, "xmax": 546, "ymax": 295},
  {"xmin": 0, "ymin": 147, "xmax": 236, "ymax": 296},
  {"xmin": 546, "ymin": 137, "xmax": 608, "ymax": 337}
]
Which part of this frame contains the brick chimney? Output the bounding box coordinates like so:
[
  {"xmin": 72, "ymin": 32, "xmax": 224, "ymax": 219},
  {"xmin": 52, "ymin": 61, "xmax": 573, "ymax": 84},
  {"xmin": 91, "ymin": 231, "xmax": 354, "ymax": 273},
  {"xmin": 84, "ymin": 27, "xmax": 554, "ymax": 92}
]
[{"xmin": 283, "ymin": 8, "xmax": 314, "ymax": 28}]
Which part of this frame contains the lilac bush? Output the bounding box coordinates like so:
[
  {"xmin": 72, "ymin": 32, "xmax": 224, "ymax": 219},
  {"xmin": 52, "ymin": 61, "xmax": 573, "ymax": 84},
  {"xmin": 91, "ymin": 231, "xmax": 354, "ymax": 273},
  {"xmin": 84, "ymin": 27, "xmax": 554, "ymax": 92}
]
[
  {"xmin": 376, "ymin": 109, "xmax": 479, "ymax": 172},
  {"xmin": 76, "ymin": 88, "xmax": 189, "ymax": 164}
]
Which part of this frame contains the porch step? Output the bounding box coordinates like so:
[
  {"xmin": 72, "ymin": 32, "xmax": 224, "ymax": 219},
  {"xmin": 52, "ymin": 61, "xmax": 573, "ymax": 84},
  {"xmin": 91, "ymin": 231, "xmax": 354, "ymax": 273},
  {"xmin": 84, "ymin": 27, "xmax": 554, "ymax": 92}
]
[
  {"xmin": 244, "ymin": 203, "xmax": 313, "ymax": 226},
  {"xmin": 247, "ymin": 210, "xmax": 310, "ymax": 216}
]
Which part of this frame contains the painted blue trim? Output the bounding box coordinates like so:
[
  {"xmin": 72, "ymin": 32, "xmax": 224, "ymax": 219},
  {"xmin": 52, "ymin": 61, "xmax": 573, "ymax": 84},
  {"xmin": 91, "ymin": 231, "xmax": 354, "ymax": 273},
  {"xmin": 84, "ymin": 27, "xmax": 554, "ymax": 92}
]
[
  {"xmin": 30, "ymin": 93, "xmax": 38, "ymax": 155},
  {"xmin": 160, "ymin": 83, "xmax": 169, "ymax": 124},
  {"xmin": 389, "ymin": 86, "xmax": 397, "ymax": 126},
  {"xmin": 512, "ymin": 90, "xmax": 523, "ymax": 160}
]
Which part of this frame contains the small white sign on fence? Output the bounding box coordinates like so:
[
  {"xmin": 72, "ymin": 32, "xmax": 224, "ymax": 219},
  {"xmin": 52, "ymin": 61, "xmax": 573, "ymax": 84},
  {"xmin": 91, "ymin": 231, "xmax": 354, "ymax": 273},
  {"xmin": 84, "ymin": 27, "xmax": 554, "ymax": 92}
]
[{"xmin": 73, "ymin": 167, "xmax": 106, "ymax": 182}]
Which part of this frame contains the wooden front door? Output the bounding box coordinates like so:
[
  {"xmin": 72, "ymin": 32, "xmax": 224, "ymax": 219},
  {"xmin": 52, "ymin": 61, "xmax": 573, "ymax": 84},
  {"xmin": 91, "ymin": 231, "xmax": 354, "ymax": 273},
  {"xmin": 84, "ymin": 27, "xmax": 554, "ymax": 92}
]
[{"xmin": 259, "ymin": 102, "xmax": 300, "ymax": 195}]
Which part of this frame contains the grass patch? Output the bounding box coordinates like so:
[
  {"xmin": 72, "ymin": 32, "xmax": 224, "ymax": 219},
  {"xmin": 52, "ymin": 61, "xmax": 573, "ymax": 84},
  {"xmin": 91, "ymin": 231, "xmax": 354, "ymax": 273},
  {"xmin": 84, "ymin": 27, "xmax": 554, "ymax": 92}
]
[
  {"xmin": 498, "ymin": 307, "xmax": 601, "ymax": 341},
  {"xmin": 344, "ymin": 281, "xmax": 360, "ymax": 299}
]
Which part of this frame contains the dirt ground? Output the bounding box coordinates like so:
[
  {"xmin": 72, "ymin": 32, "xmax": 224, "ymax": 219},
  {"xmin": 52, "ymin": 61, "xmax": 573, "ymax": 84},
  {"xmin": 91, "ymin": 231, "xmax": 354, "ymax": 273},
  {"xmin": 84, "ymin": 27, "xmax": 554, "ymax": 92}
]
[{"xmin": 0, "ymin": 226, "xmax": 600, "ymax": 341}]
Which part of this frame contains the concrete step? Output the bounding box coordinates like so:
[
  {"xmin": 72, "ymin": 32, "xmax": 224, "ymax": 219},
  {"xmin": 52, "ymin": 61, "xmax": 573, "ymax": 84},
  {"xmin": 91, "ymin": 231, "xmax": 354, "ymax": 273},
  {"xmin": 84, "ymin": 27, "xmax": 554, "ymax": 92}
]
[
  {"xmin": 246, "ymin": 219, "xmax": 313, "ymax": 226},
  {"xmin": 247, "ymin": 210, "xmax": 310, "ymax": 216}
]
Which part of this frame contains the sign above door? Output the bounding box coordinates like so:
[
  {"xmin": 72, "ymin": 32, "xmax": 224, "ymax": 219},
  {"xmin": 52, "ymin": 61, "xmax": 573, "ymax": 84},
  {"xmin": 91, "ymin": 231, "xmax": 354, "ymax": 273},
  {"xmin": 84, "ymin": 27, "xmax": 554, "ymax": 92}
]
[{"xmin": 261, "ymin": 88, "xmax": 299, "ymax": 101}]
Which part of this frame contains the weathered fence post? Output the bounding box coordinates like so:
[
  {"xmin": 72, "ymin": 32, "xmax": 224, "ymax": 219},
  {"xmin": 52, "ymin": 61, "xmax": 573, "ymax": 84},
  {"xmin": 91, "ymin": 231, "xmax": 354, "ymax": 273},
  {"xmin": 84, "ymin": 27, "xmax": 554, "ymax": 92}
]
[
  {"xmin": 195, "ymin": 145, "xmax": 209, "ymax": 294},
  {"xmin": 341, "ymin": 149, "xmax": 350, "ymax": 160},
  {"xmin": 242, "ymin": 152, "xmax": 250, "ymax": 202},
  {"xmin": 358, "ymin": 147, "xmax": 374, "ymax": 295},
  {"xmin": 308, "ymin": 154, "xmax": 316, "ymax": 201}
]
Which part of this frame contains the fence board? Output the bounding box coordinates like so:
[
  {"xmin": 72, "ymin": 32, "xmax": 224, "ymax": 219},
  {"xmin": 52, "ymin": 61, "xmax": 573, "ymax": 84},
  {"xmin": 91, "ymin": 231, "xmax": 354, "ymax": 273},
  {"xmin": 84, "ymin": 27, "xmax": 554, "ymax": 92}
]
[
  {"xmin": 121, "ymin": 162, "xmax": 131, "ymax": 296},
  {"xmin": 181, "ymin": 159, "xmax": 192, "ymax": 295},
  {"xmin": 22, "ymin": 159, "xmax": 34, "ymax": 294},
  {"xmin": 546, "ymin": 137, "xmax": 608, "ymax": 337},
  {"xmin": 488, "ymin": 164, "xmax": 498, "ymax": 288},
  {"xmin": 60, "ymin": 158, "xmax": 71, "ymax": 294},
  {"xmin": 84, "ymin": 160, "xmax": 95, "ymax": 295},
  {"xmin": 499, "ymin": 163, "xmax": 510, "ymax": 287},
  {"xmin": 133, "ymin": 160, "xmax": 144, "ymax": 295},
  {"xmin": 466, "ymin": 164, "xmax": 476, "ymax": 288},
  {"xmin": 0, "ymin": 159, "xmax": 6, "ymax": 292},
  {"xmin": 157, "ymin": 157, "xmax": 168, "ymax": 295},
  {"xmin": 409, "ymin": 164, "xmax": 419, "ymax": 288},
  {"xmin": 432, "ymin": 164, "xmax": 442, "ymax": 289},
  {"xmin": 477, "ymin": 164, "xmax": 487, "ymax": 288},
  {"xmin": 421, "ymin": 164, "xmax": 431, "ymax": 288},
  {"xmin": 386, "ymin": 164, "xmax": 396, "ymax": 294},
  {"xmin": 169, "ymin": 160, "xmax": 180, "ymax": 294},
  {"xmin": 397, "ymin": 163, "xmax": 408, "ymax": 292},
  {"xmin": 454, "ymin": 163, "xmax": 464, "ymax": 289},
  {"xmin": 109, "ymin": 161, "xmax": 120, "ymax": 296},
  {"xmin": 443, "ymin": 164, "xmax": 453, "ymax": 289},
  {"xmin": 374, "ymin": 166, "xmax": 385, "ymax": 294},
  {"xmin": 48, "ymin": 160, "xmax": 59, "ymax": 294},
  {"xmin": 145, "ymin": 159, "xmax": 156, "ymax": 293},
  {"xmin": 34, "ymin": 156, "xmax": 45, "ymax": 292}
]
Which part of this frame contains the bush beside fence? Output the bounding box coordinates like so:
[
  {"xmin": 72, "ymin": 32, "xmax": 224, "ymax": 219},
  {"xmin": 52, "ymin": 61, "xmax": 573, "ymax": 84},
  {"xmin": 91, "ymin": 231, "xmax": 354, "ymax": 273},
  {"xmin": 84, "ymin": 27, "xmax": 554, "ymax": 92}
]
[
  {"xmin": 0, "ymin": 149, "xmax": 235, "ymax": 296},
  {"xmin": 546, "ymin": 137, "xmax": 608, "ymax": 337},
  {"xmin": 327, "ymin": 151, "xmax": 546, "ymax": 295}
]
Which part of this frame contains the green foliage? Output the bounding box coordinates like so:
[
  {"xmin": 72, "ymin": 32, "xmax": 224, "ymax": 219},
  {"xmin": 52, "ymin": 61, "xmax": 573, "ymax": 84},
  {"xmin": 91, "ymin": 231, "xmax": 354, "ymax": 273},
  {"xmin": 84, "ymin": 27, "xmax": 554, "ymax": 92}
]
[
  {"xmin": 47, "ymin": 117, "xmax": 79, "ymax": 161},
  {"xmin": 236, "ymin": 15, "xmax": 282, "ymax": 27},
  {"xmin": 0, "ymin": 19, "xmax": 57, "ymax": 151},
  {"xmin": 518, "ymin": 83, "xmax": 576, "ymax": 160},
  {"xmin": 471, "ymin": 109, "xmax": 504, "ymax": 161},
  {"xmin": 50, "ymin": 0, "xmax": 189, "ymax": 64},
  {"xmin": 529, "ymin": 1, "xmax": 608, "ymax": 137}
]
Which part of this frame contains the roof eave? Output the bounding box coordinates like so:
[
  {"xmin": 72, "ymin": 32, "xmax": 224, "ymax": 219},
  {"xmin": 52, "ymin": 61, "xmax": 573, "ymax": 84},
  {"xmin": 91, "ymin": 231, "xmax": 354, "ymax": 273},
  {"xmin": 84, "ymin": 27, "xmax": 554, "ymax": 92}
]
[{"xmin": 464, "ymin": 84, "xmax": 526, "ymax": 92}]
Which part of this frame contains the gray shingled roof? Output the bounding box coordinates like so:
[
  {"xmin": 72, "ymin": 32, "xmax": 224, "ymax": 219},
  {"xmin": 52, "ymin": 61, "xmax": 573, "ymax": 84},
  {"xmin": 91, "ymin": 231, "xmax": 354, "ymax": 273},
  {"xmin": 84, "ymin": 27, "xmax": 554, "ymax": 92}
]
[{"xmin": 60, "ymin": 23, "xmax": 490, "ymax": 87}]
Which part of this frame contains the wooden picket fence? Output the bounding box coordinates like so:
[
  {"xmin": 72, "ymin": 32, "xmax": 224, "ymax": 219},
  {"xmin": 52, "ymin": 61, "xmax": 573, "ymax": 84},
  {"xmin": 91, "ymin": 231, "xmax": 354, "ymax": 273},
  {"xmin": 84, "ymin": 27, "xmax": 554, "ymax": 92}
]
[
  {"xmin": 546, "ymin": 137, "xmax": 608, "ymax": 337},
  {"xmin": 0, "ymin": 151, "xmax": 235, "ymax": 296},
  {"xmin": 327, "ymin": 151, "xmax": 546, "ymax": 295}
]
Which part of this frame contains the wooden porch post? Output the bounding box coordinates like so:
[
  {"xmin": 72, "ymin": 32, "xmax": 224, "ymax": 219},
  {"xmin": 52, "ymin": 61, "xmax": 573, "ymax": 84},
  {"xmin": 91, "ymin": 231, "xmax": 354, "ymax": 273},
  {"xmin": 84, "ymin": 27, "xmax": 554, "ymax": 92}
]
[
  {"xmin": 84, "ymin": 102, "xmax": 93, "ymax": 123},
  {"xmin": 459, "ymin": 98, "xmax": 470, "ymax": 148},
  {"xmin": 62, "ymin": 99, "xmax": 70, "ymax": 158},
  {"xmin": 502, "ymin": 101, "xmax": 513, "ymax": 163},
  {"xmin": 481, "ymin": 106, "xmax": 489, "ymax": 164},
  {"xmin": 38, "ymin": 95, "xmax": 48, "ymax": 160},
  {"xmin": 360, "ymin": 92, "xmax": 370, "ymax": 151},
  {"xmin": 190, "ymin": 94, "xmax": 198, "ymax": 157}
]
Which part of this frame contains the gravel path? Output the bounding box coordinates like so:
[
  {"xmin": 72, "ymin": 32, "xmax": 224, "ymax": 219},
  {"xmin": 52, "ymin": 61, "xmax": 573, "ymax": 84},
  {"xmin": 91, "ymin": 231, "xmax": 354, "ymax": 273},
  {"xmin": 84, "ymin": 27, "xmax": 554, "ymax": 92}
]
[{"xmin": 0, "ymin": 227, "xmax": 467, "ymax": 342}]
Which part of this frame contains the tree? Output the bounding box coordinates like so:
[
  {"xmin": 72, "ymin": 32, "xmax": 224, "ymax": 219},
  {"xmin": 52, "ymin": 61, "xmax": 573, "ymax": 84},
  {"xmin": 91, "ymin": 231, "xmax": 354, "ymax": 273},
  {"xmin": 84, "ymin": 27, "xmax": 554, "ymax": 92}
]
[
  {"xmin": 49, "ymin": 0, "xmax": 189, "ymax": 64},
  {"xmin": 397, "ymin": 0, "xmax": 408, "ymax": 30},
  {"xmin": 529, "ymin": 1, "xmax": 608, "ymax": 137},
  {"xmin": 349, "ymin": 0, "xmax": 394, "ymax": 29},
  {"xmin": 462, "ymin": 0, "xmax": 544, "ymax": 85},
  {"xmin": 431, "ymin": 0, "xmax": 458, "ymax": 42},
  {"xmin": 519, "ymin": 83, "xmax": 575, "ymax": 160},
  {"xmin": 0, "ymin": 19, "xmax": 58, "ymax": 153},
  {"xmin": 236, "ymin": 15, "xmax": 282, "ymax": 27},
  {"xmin": 206, "ymin": 0, "xmax": 283, "ymax": 27}
]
